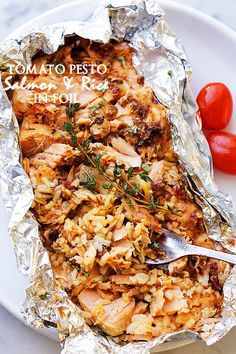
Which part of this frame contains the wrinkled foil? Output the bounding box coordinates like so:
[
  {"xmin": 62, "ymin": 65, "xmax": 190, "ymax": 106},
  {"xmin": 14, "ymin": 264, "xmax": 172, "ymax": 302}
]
[{"xmin": 0, "ymin": 0, "xmax": 236, "ymax": 353}]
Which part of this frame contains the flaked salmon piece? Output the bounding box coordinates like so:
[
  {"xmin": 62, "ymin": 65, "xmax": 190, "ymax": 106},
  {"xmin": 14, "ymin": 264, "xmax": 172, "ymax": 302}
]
[
  {"xmin": 109, "ymin": 274, "xmax": 132, "ymax": 285},
  {"xmin": 19, "ymin": 123, "xmax": 69, "ymax": 156},
  {"xmin": 115, "ymin": 102, "xmax": 132, "ymax": 117},
  {"xmin": 149, "ymin": 160, "xmax": 180, "ymax": 185},
  {"xmin": 78, "ymin": 289, "xmax": 135, "ymax": 336},
  {"xmin": 133, "ymin": 301, "xmax": 148, "ymax": 315},
  {"xmin": 102, "ymin": 82, "xmax": 126, "ymax": 104},
  {"xmin": 106, "ymin": 137, "xmax": 141, "ymax": 167},
  {"xmin": 123, "ymin": 205, "xmax": 161, "ymax": 234},
  {"xmin": 109, "ymin": 116, "xmax": 133, "ymax": 133},
  {"xmin": 99, "ymin": 238, "xmax": 133, "ymax": 268},
  {"xmin": 21, "ymin": 106, "xmax": 66, "ymax": 128},
  {"xmin": 30, "ymin": 144, "xmax": 76, "ymax": 169},
  {"xmin": 111, "ymin": 137, "xmax": 139, "ymax": 158},
  {"xmin": 110, "ymin": 63, "xmax": 140, "ymax": 92},
  {"xmin": 163, "ymin": 287, "xmax": 188, "ymax": 314},
  {"xmin": 150, "ymin": 289, "xmax": 165, "ymax": 317},
  {"xmin": 91, "ymin": 142, "xmax": 141, "ymax": 168},
  {"xmin": 168, "ymin": 257, "xmax": 188, "ymax": 275},
  {"xmin": 78, "ymin": 288, "xmax": 101, "ymax": 311},
  {"xmin": 149, "ymin": 160, "xmax": 166, "ymax": 182}
]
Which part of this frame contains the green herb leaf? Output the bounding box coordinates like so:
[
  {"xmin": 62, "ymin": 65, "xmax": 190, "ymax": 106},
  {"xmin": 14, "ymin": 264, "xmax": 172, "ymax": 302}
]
[
  {"xmin": 122, "ymin": 182, "xmax": 128, "ymax": 191},
  {"xmin": 113, "ymin": 162, "xmax": 121, "ymax": 181},
  {"xmin": 126, "ymin": 185, "xmax": 139, "ymax": 196},
  {"xmin": 39, "ymin": 293, "xmax": 48, "ymax": 300},
  {"xmin": 63, "ymin": 121, "xmax": 72, "ymax": 132},
  {"xmin": 80, "ymin": 172, "xmax": 96, "ymax": 190},
  {"xmin": 141, "ymin": 163, "xmax": 150, "ymax": 172},
  {"xmin": 117, "ymin": 193, "xmax": 125, "ymax": 199},
  {"xmin": 89, "ymin": 102, "xmax": 104, "ymax": 113},
  {"xmin": 127, "ymin": 166, "xmax": 134, "ymax": 177},
  {"xmin": 54, "ymin": 59, "xmax": 60, "ymax": 65},
  {"xmin": 83, "ymin": 155, "xmax": 93, "ymax": 167},
  {"xmin": 53, "ymin": 59, "xmax": 64, "ymax": 73},
  {"xmin": 140, "ymin": 172, "xmax": 152, "ymax": 182},
  {"xmin": 70, "ymin": 135, "xmax": 78, "ymax": 146},
  {"xmin": 167, "ymin": 70, "xmax": 173, "ymax": 78},
  {"xmin": 93, "ymin": 155, "xmax": 104, "ymax": 173},
  {"xmin": 169, "ymin": 208, "xmax": 183, "ymax": 215},
  {"xmin": 117, "ymin": 56, "xmax": 126, "ymax": 67},
  {"xmin": 66, "ymin": 103, "xmax": 80, "ymax": 118},
  {"xmin": 173, "ymin": 209, "xmax": 183, "ymax": 215},
  {"xmin": 126, "ymin": 196, "xmax": 133, "ymax": 206},
  {"xmin": 149, "ymin": 196, "xmax": 160, "ymax": 211},
  {"xmin": 102, "ymin": 182, "xmax": 113, "ymax": 190},
  {"xmin": 150, "ymin": 242, "xmax": 159, "ymax": 250},
  {"xmin": 54, "ymin": 59, "xmax": 64, "ymax": 73},
  {"xmin": 82, "ymin": 140, "xmax": 90, "ymax": 148}
]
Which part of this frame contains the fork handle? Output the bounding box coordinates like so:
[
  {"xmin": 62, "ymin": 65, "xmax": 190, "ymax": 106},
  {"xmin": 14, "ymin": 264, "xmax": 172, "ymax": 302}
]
[{"xmin": 188, "ymin": 245, "xmax": 236, "ymax": 265}]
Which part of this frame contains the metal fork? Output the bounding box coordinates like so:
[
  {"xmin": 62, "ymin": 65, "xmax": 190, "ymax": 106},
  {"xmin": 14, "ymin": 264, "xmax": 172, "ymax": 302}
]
[{"xmin": 146, "ymin": 229, "xmax": 236, "ymax": 266}]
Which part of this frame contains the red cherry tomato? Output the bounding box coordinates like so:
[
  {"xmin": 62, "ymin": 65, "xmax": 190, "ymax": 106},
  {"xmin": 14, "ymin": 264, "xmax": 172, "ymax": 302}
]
[
  {"xmin": 207, "ymin": 131, "xmax": 236, "ymax": 174},
  {"xmin": 197, "ymin": 82, "xmax": 233, "ymax": 130}
]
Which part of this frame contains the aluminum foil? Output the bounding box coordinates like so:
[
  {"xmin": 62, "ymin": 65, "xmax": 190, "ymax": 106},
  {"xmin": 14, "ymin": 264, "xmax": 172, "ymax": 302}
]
[{"xmin": 1, "ymin": 0, "xmax": 236, "ymax": 353}]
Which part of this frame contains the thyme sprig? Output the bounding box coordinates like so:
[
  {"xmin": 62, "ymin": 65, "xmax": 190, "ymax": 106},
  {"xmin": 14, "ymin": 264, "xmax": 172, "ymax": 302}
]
[
  {"xmin": 72, "ymin": 140, "xmax": 155, "ymax": 208},
  {"xmin": 89, "ymin": 102, "xmax": 104, "ymax": 113},
  {"xmin": 63, "ymin": 108, "xmax": 168, "ymax": 211},
  {"xmin": 82, "ymin": 142, "xmax": 167, "ymax": 210},
  {"xmin": 80, "ymin": 171, "xmax": 96, "ymax": 190},
  {"xmin": 150, "ymin": 242, "xmax": 159, "ymax": 250},
  {"xmin": 66, "ymin": 103, "xmax": 80, "ymax": 118}
]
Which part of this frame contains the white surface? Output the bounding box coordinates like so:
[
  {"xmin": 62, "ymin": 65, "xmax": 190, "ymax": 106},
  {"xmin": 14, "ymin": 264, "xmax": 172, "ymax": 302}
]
[
  {"xmin": 1, "ymin": 0, "xmax": 236, "ymax": 354},
  {"xmin": 1, "ymin": 0, "xmax": 236, "ymax": 39}
]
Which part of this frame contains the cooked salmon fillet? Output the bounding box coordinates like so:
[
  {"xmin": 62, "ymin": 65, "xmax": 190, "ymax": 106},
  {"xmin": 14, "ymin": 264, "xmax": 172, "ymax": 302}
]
[
  {"xmin": 78, "ymin": 289, "xmax": 135, "ymax": 336},
  {"xmin": 10, "ymin": 39, "xmax": 230, "ymax": 341}
]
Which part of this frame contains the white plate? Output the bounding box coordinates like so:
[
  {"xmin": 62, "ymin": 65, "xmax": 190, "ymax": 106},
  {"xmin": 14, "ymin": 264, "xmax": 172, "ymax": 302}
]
[{"xmin": 1, "ymin": 0, "xmax": 236, "ymax": 352}]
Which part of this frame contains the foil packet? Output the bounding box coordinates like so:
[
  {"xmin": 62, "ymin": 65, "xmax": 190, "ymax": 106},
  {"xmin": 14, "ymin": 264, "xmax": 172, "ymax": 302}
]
[{"xmin": 0, "ymin": 0, "xmax": 236, "ymax": 353}]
